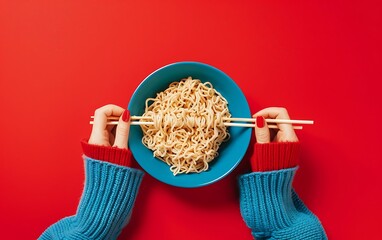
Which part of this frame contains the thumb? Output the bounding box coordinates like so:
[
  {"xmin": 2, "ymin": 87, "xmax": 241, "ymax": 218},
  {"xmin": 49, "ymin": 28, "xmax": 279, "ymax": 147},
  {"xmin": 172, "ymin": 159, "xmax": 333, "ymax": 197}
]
[
  {"xmin": 113, "ymin": 109, "xmax": 131, "ymax": 149},
  {"xmin": 255, "ymin": 116, "xmax": 270, "ymax": 144}
]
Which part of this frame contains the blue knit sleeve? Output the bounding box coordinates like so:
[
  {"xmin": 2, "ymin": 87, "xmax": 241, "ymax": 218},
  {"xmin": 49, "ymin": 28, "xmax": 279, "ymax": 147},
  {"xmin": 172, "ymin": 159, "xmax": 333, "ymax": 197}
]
[
  {"xmin": 238, "ymin": 168, "xmax": 327, "ymax": 240},
  {"xmin": 39, "ymin": 157, "xmax": 144, "ymax": 240}
]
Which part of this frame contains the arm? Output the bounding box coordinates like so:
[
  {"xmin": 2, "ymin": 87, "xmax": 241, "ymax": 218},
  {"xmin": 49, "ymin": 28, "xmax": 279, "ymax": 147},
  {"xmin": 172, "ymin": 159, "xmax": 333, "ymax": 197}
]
[
  {"xmin": 39, "ymin": 105, "xmax": 144, "ymax": 240},
  {"xmin": 239, "ymin": 108, "xmax": 327, "ymax": 240}
]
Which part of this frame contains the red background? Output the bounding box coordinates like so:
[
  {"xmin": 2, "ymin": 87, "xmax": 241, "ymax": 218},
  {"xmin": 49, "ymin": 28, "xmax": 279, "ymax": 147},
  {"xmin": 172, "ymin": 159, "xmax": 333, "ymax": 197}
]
[{"xmin": 1, "ymin": 1, "xmax": 381, "ymax": 239}]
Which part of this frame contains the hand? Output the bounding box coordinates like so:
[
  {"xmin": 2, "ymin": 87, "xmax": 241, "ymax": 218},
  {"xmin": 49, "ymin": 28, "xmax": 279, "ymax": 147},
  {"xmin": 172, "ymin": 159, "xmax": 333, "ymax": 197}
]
[
  {"xmin": 252, "ymin": 107, "xmax": 298, "ymax": 143},
  {"xmin": 88, "ymin": 104, "xmax": 131, "ymax": 149}
]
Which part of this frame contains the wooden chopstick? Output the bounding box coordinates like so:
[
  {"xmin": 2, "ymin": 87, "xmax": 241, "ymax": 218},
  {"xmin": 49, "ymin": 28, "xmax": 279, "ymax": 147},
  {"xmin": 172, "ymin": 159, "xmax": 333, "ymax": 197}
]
[
  {"xmin": 223, "ymin": 122, "xmax": 303, "ymax": 130},
  {"xmin": 89, "ymin": 116, "xmax": 153, "ymax": 125},
  {"xmin": 91, "ymin": 116, "xmax": 313, "ymax": 125},
  {"xmin": 89, "ymin": 120, "xmax": 303, "ymax": 129},
  {"xmin": 90, "ymin": 116, "xmax": 150, "ymax": 120},
  {"xmin": 222, "ymin": 117, "xmax": 313, "ymax": 125},
  {"xmin": 89, "ymin": 120, "xmax": 154, "ymax": 126},
  {"xmin": 89, "ymin": 116, "xmax": 306, "ymax": 130}
]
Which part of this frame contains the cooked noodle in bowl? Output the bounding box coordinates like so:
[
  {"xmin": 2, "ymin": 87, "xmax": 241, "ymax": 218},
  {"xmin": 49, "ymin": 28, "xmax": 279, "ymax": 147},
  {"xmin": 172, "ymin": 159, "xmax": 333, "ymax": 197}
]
[{"xmin": 141, "ymin": 77, "xmax": 231, "ymax": 175}]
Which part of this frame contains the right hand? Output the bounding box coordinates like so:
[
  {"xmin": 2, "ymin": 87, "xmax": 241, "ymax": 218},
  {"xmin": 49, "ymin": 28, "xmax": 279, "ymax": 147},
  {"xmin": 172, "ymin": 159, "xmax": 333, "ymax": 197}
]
[{"xmin": 252, "ymin": 107, "xmax": 299, "ymax": 143}]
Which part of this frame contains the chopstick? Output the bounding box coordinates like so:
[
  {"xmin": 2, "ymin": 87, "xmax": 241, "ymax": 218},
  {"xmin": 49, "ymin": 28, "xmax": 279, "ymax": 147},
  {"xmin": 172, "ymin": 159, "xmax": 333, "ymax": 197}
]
[
  {"xmin": 222, "ymin": 117, "xmax": 313, "ymax": 125},
  {"xmin": 89, "ymin": 116, "xmax": 154, "ymax": 126},
  {"xmin": 91, "ymin": 116, "xmax": 313, "ymax": 124},
  {"xmin": 224, "ymin": 122, "xmax": 303, "ymax": 130},
  {"xmin": 89, "ymin": 116, "xmax": 312, "ymax": 130}
]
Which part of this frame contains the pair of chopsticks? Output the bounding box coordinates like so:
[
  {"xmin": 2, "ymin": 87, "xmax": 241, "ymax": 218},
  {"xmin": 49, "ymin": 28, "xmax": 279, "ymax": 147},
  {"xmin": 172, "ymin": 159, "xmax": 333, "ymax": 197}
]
[
  {"xmin": 221, "ymin": 117, "xmax": 312, "ymax": 129},
  {"xmin": 90, "ymin": 116, "xmax": 313, "ymax": 130}
]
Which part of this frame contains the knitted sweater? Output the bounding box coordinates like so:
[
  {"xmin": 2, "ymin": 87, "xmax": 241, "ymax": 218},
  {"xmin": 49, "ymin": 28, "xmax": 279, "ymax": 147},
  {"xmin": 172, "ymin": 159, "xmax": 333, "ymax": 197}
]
[
  {"xmin": 39, "ymin": 141, "xmax": 327, "ymax": 240},
  {"xmin": 240, "ymin": 142, "xmax": 327, "ymax": 239}
]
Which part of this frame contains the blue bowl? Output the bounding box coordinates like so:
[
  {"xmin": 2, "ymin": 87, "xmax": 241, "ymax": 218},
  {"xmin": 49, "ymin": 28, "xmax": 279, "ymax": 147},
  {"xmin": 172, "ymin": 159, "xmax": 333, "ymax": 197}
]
[{"xmin": 128, "ymin": 62, "xmax": 252, "ymax": 188}]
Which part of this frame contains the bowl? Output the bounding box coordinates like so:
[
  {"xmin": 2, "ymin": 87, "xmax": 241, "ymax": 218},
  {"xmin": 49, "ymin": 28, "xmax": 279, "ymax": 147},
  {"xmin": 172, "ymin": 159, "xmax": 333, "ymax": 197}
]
[{"xmin": 128, "ymin": 61, "xmax": 252, "ymax": 188}]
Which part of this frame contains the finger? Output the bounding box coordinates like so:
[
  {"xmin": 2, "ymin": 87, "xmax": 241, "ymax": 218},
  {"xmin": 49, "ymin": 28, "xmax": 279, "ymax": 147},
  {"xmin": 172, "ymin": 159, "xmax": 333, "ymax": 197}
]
[
  {"xmin": 91, "ymin": 104, "xmax": 124, "ymax": 133},
  {"xmin": 253, "ymin": 107, "xmax": 290, "ymax": 121},
  {"xmin": 113, "ymin": 109, "xmax": 131, "ymax": 149},
  {"xmin": 89, "ymin": 104, "xmax": 125, "ymax": 145},
  {"xmin": 253, "ymin": 107, "xmax": 298, "ymax": 142},
  {"xmin": 253, "ymin": 107, "xmax": 291, "ymax": 132},
  {"xmin": 254, "ymin": 116, "xmax": 270, "ymax": 143}
]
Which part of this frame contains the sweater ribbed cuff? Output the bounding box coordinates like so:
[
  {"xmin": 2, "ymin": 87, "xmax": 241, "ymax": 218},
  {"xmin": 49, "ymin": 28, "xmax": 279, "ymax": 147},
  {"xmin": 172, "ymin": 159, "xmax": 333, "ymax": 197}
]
[
  {"xmin": 239, "ymin": 167, "xmax": 328, "ymax": 239},
  {"xmin": 76, "ymin": 157, "xmax": 144, "ymax": 239},
  {"xmin": 38, "ymin": 158, "xmax": 144, "ymax": 240},
  {"xmin": 239, "ymin": 168, "xmax": 298, "ymax": 238},
  {"xmin": 81, "ymin": 139, "xmax": 132, "ymax": 167},
  {"xmin": 250, "ymin": 142, "xmax": 300, "ymax": 172}
]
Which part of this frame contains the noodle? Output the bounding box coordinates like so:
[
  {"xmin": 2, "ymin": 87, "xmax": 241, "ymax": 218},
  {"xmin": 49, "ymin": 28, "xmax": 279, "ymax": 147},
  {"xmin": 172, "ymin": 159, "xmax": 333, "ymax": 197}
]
[{"xmin": 140, "ymin": 77, "xmax": 231, "ymax": 175}]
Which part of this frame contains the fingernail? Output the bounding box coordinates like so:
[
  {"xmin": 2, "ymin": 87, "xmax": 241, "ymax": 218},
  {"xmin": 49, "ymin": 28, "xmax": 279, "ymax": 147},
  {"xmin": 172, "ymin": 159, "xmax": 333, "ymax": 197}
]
[
  {"xmin": 122, "ymin": 110, "xmax": 130, "ymax": 122},
  {"xmin": 256, "ymin": 116, "xmax": 264, "ymax": 128}
]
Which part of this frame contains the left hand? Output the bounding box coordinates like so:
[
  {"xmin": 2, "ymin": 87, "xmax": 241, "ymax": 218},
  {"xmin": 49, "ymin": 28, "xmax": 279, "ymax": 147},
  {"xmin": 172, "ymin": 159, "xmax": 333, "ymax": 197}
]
[{"xmin": 88, "ymin": 104, "xmax": 131, "ymax": 149}]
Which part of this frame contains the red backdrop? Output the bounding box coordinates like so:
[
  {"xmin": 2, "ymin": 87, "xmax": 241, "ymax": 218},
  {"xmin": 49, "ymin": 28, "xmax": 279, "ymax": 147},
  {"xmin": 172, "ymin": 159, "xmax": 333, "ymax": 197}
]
[{"xmin": 1, "ymin": 1, "xmax": 381, "ymax": 239}]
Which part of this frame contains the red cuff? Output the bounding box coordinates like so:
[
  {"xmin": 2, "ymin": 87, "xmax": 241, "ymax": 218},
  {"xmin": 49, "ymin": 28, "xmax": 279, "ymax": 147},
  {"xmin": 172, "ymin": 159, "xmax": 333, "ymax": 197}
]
[
  {"xmin": 81, "ymin": 139, "xmax": 132, "ymax": 167},
  {"xmin": 250, "ymin": 142, "xmax": 300, "ymax": 172}
]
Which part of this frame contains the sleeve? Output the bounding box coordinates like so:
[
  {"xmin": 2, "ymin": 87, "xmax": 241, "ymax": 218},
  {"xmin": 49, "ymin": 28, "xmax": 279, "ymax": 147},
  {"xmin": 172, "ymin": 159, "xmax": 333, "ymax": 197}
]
[
  {"xmin": 39, "ymin": 141, "xmax": 144, "ymax": 240},
  {"xmin": 238, "ymin": 142, "xmax": 327, "ymax": 239},
  {"xmin": 80, "ymin": 139, "xmax": 133, "ymax": 167}
]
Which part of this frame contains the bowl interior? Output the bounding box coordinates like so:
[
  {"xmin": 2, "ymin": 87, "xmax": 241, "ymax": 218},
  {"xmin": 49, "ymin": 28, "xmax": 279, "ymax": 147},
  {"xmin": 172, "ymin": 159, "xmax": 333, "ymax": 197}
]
[{"xmin": 128, "ymin": 62, "xmax": 252, "ymax": 188}]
